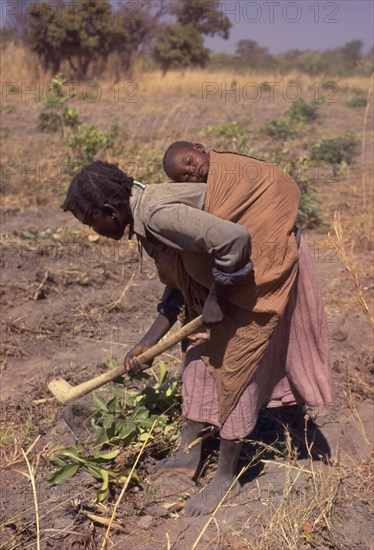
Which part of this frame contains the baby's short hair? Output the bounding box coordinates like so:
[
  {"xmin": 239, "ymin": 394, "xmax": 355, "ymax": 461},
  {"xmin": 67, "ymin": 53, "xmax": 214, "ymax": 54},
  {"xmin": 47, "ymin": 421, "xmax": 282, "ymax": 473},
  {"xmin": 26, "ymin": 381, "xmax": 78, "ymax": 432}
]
[{"xmin": 163, "ymin": 140, "xmax": 194, "ymax": 175}]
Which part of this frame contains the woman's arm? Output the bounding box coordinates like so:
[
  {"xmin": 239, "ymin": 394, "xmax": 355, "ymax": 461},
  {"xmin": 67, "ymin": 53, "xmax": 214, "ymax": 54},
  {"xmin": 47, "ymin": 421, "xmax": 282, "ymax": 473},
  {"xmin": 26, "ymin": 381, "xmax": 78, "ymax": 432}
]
[{"xmin": 124, "ymin": 287, "xmax": 184, "ymax": 375}]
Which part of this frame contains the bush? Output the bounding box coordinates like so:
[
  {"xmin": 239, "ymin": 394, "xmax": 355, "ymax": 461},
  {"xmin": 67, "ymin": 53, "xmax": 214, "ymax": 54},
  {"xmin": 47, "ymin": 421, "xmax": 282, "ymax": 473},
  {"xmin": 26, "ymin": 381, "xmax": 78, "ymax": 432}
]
[
  {"xmin": 1, "ymin": 103, "xmax": 16, "ymax": 114},
  {"xmin": 285, "ymin": 155, "xmax": 323, "ymax": 229},
  {"xmin": 263, "ymin": 99, "xmax": 320, "ymax": 142},
  {"xmin": 287, "ymin": 99, "xmax": 319, "ymax": 122},
  {"xmin": 38, "ymin": 74, "xmax": 79, "ymax": 136},
  {"xmin": 49, "ymin": 362, "xmax": 181, "ymax": 502},
  {"xmin": 205, "ymin": 119, "xmax": 252, "ymax": 151},
  {"xmin": 346, "ymin": 95, "xmax": 367, "ymax": 108},
  {"xmin": 263, "ymin": 118, "xmax": 301, "ymax": 141},
  {"xmin": 311, "ymin": 132, "xmax": 359, "ymax": 174},
  {"xmin": 66, "ymin": 123, "xmax": 120, "ymax": 173}
]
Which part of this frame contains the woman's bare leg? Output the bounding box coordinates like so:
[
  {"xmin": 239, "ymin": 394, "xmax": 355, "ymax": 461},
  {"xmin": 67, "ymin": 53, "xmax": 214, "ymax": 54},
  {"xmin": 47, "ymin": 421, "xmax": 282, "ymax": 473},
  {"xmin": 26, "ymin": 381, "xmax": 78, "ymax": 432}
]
[{"xmin": 149, "ymin": 418, "xmax": 205, "ymax": 478}]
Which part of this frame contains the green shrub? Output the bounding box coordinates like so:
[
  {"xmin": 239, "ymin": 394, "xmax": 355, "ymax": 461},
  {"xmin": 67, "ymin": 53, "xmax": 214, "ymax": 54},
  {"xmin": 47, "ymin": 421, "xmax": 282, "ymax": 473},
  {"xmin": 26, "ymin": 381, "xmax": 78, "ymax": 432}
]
[
  {"xmin": 346, "ymin": 95, "xmax": 367, "ymax": 108},
  {"xmin": 0, "ymin": 103, "xmax": 16, "ymax": 114},
  {"xmin": 285, "ymin": 154, "xmax": 323, "ymax": 229},
  {"xmin": 206, "ymin": 119, "xmax": 252, "ymax": 151},
  {"xmin": 38, "ymin": 74, "xmax": 79, "ymax": 136},
  {"xmin": 66, "ymin": 123, "xmax": 120, "ymax": 173},
  {"xmin": 49, "ymin": 362, "xmax": 181, "ymax": 502},
  {"xmin": 263, "ymin": 118, "xmax": 302, "ymax": 141},
  {"xmin": 311, "ymin": 132, "xmax": 359, "ymax": 174},
  {"xmin": 263, "ymin": 99, "xmax": 320, "ymax": 142},
  {"xmin": 287, "ymin": 99, "xmax": 319, "ymax": 122}
]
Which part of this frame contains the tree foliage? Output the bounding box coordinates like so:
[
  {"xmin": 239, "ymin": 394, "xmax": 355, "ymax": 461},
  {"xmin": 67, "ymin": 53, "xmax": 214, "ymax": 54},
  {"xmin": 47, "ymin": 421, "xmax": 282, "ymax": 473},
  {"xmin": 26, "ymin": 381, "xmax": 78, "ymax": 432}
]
[
  {"xmin": 171, "ymin": 0, "xmax": 231, "ymax": 38},
  {"xmin": 27, "ymin": 0, "xmax": 155, "ymax": 77},
  {"xmin": 236, "ymin": 39, "xmax": 275, "ymax": 70},
  {"xmin": 153, "ymin": 23, "xmax": 209, "ymax": 73}
]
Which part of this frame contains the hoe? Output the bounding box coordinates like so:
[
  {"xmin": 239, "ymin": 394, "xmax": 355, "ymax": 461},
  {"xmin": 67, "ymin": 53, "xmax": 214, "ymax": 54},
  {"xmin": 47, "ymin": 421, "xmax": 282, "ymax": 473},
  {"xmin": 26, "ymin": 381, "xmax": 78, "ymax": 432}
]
[{"xmin": 49, "ymin": 315, "xmax": 203, "ymax": 404}]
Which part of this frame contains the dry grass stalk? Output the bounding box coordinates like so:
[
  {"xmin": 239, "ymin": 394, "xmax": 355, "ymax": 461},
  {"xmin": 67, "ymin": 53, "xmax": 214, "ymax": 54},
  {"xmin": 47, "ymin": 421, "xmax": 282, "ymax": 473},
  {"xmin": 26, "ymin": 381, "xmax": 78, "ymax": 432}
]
[
  {"xmin": 100, "ymin": 417, "xmax": 158, "ymax": 549},
  {"xmin": 191, "ymin": 463, "xmax": 250, "ymax": 550},
  {"xmin": 333, "ymin": 211, "xmax": 373, "ymax": 325},
  {"xmin": 361, "ymin": 72, "xmax": 373, "ymax": 207},
  {"xmin": 21, "ymin": 449, "xmax": 41, "ymax": 550},
  {"xmin": 243, "ymin": 424, "xmax": 343, "ymax": 549},
  {"xmin": 96, "ymin": 267, "xmax": 136, "ymax": 313}
]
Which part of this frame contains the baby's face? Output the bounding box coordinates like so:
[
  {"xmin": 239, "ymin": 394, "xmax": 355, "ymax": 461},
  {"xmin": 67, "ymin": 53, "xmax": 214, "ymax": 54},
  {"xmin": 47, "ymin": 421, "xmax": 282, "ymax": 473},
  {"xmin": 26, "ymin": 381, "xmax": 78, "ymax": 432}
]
[{"xmin": 166, "ymin": 144, "xmax": 210, "ymax": 183}]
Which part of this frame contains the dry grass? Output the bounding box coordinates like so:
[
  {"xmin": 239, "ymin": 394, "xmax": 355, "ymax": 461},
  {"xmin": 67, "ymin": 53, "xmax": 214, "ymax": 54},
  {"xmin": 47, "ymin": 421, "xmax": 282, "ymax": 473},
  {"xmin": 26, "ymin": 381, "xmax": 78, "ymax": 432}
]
[{"xmin": 333, "ymin": 211, "xmax": 373, "ymax": 325}]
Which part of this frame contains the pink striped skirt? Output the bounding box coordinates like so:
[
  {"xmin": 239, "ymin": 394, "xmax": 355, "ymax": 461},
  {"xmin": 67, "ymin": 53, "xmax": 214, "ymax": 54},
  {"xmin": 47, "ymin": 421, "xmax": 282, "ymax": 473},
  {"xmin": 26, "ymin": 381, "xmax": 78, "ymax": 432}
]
[{"xmin": 182, "ymin": 238, "xmax": 333, "ymax": 439}]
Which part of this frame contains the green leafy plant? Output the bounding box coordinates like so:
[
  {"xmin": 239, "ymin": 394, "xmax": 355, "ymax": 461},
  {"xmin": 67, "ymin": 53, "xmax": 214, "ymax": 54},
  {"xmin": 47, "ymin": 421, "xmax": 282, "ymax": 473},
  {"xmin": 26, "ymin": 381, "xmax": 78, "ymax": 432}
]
[
  {"xmin": 311, "ymin": 132, "xmax": 359, "ymax": 174},
  {"xmin": 263, "ymin": 99, "xmax": 320, "ymax": 141},
  {"xmin": 285, "ymin": 154, "xmax": 323, "ymax": 229},
  {"xmin": 205, "ymin": 119, "xmax": 253, "ymax": 152},
  {"xmin": 287, "ymin": 99, "xmax": 320, "ymax": 122},
  {"xmin": 49, "ymin": 446, "xmax": 127, "ymax": 502},
  {"xmin": 0, "ymin": 428, "xmax": 15, "ymax": 445},
  {"xmin": 1, "ymin": 103, "xmax": 16, "ymax": 114},
  {"xmin": 66, "ymin": 123, "xmax": 120, "ymax": 173},
  {"xmin": 263, "ymin": 118, "xmax": 302, "ymax": 141},
  {"xmin": 38, "ymin": 74, "xmax": 79, "ymax": 136},
  {"xmin": 49, "ymin": 362, "xmax": 181, "ymax": 501},
  {"xmin": 346, "ymin": 95, "xmax": 367, "ymax": 108}
]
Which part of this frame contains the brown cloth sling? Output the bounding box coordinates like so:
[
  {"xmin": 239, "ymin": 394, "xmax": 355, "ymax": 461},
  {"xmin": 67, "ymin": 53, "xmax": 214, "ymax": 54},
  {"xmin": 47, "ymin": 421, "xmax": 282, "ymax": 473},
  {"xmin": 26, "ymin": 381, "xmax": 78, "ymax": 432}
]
[{"xmin": 157, "ymin": 151, "xmax": 301, "ymax": 424}]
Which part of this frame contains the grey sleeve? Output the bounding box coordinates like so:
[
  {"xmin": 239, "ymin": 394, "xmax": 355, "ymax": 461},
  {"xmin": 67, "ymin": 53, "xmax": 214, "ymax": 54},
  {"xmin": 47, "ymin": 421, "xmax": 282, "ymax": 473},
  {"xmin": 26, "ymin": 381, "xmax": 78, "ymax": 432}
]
[{"xmin": 144, "ymin": 203, "xmax": 251, "ymax": 273}]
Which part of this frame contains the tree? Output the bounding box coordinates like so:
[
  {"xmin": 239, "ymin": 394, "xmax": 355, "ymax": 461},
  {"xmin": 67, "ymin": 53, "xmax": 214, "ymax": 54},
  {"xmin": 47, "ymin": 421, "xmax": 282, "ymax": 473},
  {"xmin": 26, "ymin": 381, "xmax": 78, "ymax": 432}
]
[
  {"xmin": 235, "ymin": 40, "xmax": 275, "ymax": 70},
  {"xmin": 153, "ymin": 0, "xmax": 231, "ymax": 72},
  {"xmin": 26, "ymin": 0, "xmax": 156, "ymax": 77},
  {"xmin": 171, "ymin": 0, "xmax": 231, "ymax": 38},
  {"xmin": 153, "ymin": 23, "xmax": 209, "ymax": 73},
  {"xmin": 340, "ymin": 40, "xmax": 363, "ymax": 70}
]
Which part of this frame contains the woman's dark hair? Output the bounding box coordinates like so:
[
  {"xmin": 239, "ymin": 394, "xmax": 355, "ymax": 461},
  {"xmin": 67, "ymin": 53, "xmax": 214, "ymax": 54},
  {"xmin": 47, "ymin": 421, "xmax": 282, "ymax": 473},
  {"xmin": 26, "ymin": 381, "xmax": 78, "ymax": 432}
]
[
  {"xmin": 163, "ymin": 141, "xmax": 194, "ymax": 176},
  {"xmin": 61, "ymin": 161, "xmax": 134, "ymax": 219}
]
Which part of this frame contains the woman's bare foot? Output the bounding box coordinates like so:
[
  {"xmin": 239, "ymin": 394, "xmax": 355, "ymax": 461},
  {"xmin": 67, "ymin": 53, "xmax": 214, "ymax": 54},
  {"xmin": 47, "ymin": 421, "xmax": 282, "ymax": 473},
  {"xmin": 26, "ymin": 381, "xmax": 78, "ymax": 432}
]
[
  {"xmin": 148, "ymin": 418, "xmax": 205, "ymax": 479},
  {"xmin": 182, "ymin": 473, "xmax": 240, "ymax": 516},
  {"xmin": 182, "ymin": 437, "xmax": 243, "ymax": 516}
]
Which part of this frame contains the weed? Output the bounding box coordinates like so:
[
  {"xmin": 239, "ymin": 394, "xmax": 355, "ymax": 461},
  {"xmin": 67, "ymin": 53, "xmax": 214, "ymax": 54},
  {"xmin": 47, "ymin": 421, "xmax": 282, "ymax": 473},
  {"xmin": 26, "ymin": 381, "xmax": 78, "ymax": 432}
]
[
  {"xmin": 263, "ymin": 118, "xmax": 302, "ymax": 141},
  {"xmin": 287, "ymin": 99, "xmax": 320, "ymax": 122},
  {"xmin": 37, "ymin": 74, "xmax": 79, "ymax": 136},
  {"xmin": 263, "ymin": 99, "xmax": 320, "ymax": 141},
  {"xmin": 347, "ymin": 95, "xmax": 367, "ymax": 108},
  {"xmin": 311, "ymin": 131, "xmax": 359, "ymax": 174},
  {"xmin": 65, "ymin": 123, "xmax": 120, "ymax": 173},
  {"xmin": 286, "ymin": 155, "xmax": 323, "ymax": 229},
  {"xmin": 121, "ymin": 144, "xmax": 165, "ymax": 183},
  {"xmin": 205, "ymin": 119, "xmax": 253, "ymax": 152},
  {"xmin": 49, "ymin": 362, "xmax": 181, "ymax": 501},
  {"xmin": 1, "ymin": 103, "xmax": 16, "ymax": 114},
  {"xmin": 268, "ymin": 150, "xmax": 323, "ymax": 229}
]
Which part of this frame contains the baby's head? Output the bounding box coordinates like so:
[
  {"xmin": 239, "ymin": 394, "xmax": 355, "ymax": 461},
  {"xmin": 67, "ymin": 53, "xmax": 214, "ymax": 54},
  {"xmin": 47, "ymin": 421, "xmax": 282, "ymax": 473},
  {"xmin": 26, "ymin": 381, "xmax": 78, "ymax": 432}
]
[
  {"xmin": 163, "ymin": 141, "xmax": 210, "ymax": 183},
  {"xmin": 61, "ymin": 160, "xmax": 134, "ymax": 240}
]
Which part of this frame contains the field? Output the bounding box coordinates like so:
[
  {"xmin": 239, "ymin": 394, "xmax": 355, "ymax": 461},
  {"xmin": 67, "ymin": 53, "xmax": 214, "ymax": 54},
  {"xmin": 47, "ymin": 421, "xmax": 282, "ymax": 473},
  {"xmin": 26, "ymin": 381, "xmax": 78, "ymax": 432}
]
[{"xmin": 1, "ymin": 45, "xmax": 373, "ymax": 549}]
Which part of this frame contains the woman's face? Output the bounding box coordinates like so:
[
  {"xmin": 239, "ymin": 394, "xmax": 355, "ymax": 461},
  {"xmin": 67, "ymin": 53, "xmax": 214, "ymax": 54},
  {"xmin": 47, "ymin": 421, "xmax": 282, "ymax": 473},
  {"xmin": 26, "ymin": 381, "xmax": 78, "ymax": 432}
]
[{"xmin": 75, "ymin": 206, "xmax": 128, "ymax": 240}]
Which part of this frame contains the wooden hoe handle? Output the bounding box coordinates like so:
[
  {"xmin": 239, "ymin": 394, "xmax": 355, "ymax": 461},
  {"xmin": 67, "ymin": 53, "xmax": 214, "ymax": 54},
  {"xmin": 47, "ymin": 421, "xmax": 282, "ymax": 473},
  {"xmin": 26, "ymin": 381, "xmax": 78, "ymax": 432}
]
[{"xmin": 48, "ymin": 315, "xmax": 203, "ymax": 404}]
